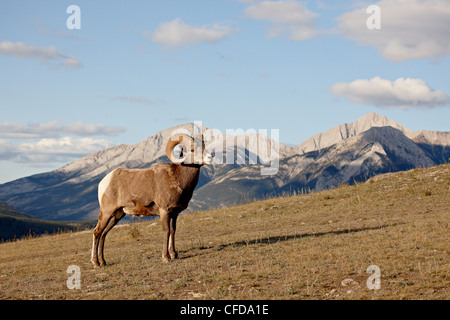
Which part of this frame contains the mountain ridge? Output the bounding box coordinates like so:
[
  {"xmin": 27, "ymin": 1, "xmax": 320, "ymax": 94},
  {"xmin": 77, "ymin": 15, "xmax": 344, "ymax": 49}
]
[
  {"xmin": 0, "ymin": 113, "xmax": 448, "ymax": 221},
  {"xmin": 0, "ymin": 199, "xmax": 95, "ymax": 241},
  {"xmin": 294, "ymin": 112, "xmax": 413, "ymax": 154}
]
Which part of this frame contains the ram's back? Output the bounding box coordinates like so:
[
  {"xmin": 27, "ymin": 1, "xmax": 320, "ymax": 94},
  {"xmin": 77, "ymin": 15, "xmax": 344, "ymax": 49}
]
[{"xmin": 97, "ymin": 164, "xmax": 181, "ymax": 210}]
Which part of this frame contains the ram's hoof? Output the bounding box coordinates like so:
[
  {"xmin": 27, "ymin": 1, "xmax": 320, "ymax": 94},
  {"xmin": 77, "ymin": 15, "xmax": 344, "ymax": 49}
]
[{"xmin": 91, "ymin": 259, "xmax": 100, "ymax": 268}]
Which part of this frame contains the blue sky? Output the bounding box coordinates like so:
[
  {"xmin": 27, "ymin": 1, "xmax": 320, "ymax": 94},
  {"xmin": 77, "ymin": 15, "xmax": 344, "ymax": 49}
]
[{"xmin": 1, "ymin": 0, "xmax": 449, "ymax": 183}]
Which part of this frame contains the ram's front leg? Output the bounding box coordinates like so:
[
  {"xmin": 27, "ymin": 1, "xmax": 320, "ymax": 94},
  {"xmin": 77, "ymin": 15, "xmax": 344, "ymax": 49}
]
[
  {"xmin": 169, "ymin": 213, "xmax": 179, "ymax": 260},
  {"xmin": 160, "ymin": 208, "xmax": 171, "ymax": 263}
]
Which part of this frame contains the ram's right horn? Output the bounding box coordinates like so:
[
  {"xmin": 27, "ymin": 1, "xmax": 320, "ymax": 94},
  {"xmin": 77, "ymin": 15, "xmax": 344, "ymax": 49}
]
[{"xmin": 166, "ymin": 134, "xmax": 193, "ymax": 164}]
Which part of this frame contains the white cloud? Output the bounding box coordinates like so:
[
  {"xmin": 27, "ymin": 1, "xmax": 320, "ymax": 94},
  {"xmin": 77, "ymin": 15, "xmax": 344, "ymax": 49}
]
[
  {"xmin": 0, "ymin": 121, "xmax": 124, "ymax": 164},
  {"xmin": 147, "ymin": 18, "xmax": 238, "ymax": 47},
  {"xmin": 330, "ymin": 77, "xmax": 450, "ymax": 109},
  {"xmin": 0, "ymin": 137, "xmax": 115, "ymax": 164},
  {"xmin": 59, "ymin": 56, "xmax": 83, "ymax": 69},
  {"xmin": 0, "ymin": 120, "xmax": 124, "ymax": 139},
  {"xmin": 0, "ymin": 41, "xmax": 82, "ymax": 68},
  {"xmin": 0, "ymin": 139, "xmax": 14, "ymax": 160},
  {"xmin": 21, "ymin": 137, "xmax": 114, "ymax": 157},
  {"xmin": 336, "ymin": 0, "xmax": 450, "ymax": 62},
  {"xmin": 0, "ymin": 121, "xmax": 61, "ymax": 139},
  {"xmin": 243, "ymin": 0, "xmax": 320, "ymax": 40}
]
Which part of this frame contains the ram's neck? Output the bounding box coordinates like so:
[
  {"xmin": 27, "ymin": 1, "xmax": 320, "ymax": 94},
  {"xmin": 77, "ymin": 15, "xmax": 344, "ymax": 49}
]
[{"xmin": 177, "ymin": 164, "xmax": 201, "ymax": 191}]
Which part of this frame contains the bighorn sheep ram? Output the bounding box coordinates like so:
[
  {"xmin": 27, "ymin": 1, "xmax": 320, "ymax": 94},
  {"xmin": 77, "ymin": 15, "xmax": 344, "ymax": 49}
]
[{"xmin": 91, "ymin": 133, "xmax": 212, "ymax": 267}]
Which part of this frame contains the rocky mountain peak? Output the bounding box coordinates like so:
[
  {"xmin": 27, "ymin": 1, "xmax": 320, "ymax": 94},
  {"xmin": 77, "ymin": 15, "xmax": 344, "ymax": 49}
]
[
  {"xmin": 294, "ymin": 112, "xmax": 412, "ymax": 154},
  {"xmin": 0, "ymin": 113, "xmax": 448, "ymax": 221}
]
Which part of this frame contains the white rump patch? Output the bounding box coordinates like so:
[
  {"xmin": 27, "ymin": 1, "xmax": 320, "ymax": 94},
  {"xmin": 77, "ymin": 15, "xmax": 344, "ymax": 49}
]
[{"xmin": 98, "ymin": 169, "xmax": 116, "ymax": 205}]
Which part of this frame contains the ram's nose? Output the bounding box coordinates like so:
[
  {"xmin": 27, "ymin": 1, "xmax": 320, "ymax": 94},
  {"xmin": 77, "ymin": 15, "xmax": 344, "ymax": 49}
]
[{"xmin": 203, "ymin": 151, "xmax": 213, "ymax": 165}]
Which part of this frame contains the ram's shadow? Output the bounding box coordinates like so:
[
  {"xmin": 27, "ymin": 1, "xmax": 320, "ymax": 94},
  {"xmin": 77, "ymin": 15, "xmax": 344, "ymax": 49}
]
[{"xmin": 179, "ymin": 223, "xmax": 404, "ymax": 260}]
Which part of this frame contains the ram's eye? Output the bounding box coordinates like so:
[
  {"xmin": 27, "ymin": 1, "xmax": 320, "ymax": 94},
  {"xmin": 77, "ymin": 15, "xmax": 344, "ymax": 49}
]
[{"xmin": 173, "ymin": 145, "xmax": 184, "ymax": 158}]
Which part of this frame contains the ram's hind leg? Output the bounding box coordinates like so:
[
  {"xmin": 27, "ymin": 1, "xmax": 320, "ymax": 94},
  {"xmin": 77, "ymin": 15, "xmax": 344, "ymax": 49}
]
[
  {"xmin": 91, "ymin": 210, "xmax": 112, "ymax": 268},
  {"xmin": 97, "ymin": 209, "xmax": 125, "ymax": 266}
]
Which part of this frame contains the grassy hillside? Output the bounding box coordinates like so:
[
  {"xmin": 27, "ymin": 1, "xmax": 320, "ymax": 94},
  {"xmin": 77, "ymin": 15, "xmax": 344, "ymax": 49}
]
[
  {"xmin": 0, "ymin": 200, "xmax": 34, "ymax": 219},
  {"xmin": 0, "ymin": 200, "xmax": 96, "ymax": 242},
  {"xmin": 0, "ymin": 164, "xmax": 448, "ymax": 300}
]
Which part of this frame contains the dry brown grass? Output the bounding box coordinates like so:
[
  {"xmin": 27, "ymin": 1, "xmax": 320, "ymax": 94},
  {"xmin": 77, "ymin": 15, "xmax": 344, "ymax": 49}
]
[{"xmin": 0, "ymin": 164, "xmax": 449, "ymax": 300}]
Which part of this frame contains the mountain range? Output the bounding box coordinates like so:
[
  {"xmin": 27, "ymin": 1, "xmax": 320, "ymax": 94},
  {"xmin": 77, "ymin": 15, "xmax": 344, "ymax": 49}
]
[
  {"xmin": 0, "ymin": 112, "xmax": 448, "ymax": 221},
  {"xmin": 0, "ymin": 199, "xmax": 94, "ymax": 241}
]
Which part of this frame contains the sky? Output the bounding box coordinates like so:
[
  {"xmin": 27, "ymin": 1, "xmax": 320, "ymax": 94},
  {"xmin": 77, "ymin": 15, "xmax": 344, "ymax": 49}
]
[{"xmin": 0, "ymin": 0, "xmax": 449, "ymax": 183}]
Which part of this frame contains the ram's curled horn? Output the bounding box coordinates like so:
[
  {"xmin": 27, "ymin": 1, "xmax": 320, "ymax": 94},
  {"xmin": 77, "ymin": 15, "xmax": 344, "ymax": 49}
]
[{"xmin": 165, "ymin": 134, "xmax": 194, "ymax": 164}]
